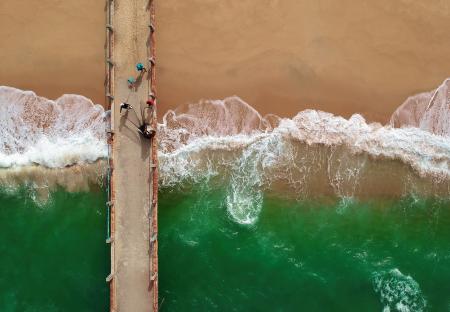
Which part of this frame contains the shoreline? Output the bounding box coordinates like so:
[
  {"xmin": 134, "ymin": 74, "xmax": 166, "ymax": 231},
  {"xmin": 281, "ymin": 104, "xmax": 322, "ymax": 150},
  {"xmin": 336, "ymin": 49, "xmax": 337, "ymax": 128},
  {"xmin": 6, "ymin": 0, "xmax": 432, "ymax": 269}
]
[{"xmin": 1, "ymin": 1, "xmax": 450, "ymax": 123}]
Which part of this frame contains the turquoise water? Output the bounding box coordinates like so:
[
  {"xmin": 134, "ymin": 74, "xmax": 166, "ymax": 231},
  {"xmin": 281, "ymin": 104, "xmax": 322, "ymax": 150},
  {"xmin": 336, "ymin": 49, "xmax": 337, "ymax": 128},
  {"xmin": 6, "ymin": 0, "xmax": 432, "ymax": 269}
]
[
  {"xmin": 159, "ymin": 186, "xmax": 450, "ymax": 311},
  {"xmin": 0, "ymin": 187, "xmax": 109, "ymax": 312},
  {"xmin": 1, "ymin": 184, "xmax": 449, "ymax": 311},
  {"xmin": 2, "ymin": 82, "xmax": 450, "ymax": 311}
]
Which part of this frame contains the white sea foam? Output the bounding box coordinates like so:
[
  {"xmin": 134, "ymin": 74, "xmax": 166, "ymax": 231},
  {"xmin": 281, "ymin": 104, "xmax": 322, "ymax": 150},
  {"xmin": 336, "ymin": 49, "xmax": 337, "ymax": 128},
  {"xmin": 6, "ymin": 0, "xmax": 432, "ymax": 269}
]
[
  {"xmin": 0, "ymin": 86, "xmax": 108, "ymax": 168},
  {"xmin": 159, "ymin": 96, "xmax": 450, "ymax": 184},
  {"xmin": 373, "ymin": 269, "xmax": 427, "ymax": 312},
  {"xmin": 158, "ymin": 92, "xmax": 450, "ymax": 224},
  {"xmin": 391, "ymin": 78, "xmax": 450, "ymax": 137},
  {"xmin": 1, "ymin": 83, "xmax": 449, "ymax": 223}
]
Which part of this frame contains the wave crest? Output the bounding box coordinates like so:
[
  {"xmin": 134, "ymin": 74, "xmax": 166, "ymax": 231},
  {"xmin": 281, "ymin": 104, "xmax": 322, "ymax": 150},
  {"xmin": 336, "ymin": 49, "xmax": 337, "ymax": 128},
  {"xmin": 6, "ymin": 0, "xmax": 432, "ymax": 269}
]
[
  {"xmin": 390, "ymin": 78, "xmax": 450, "ymax": 137},
  {"xmin": 0, "ymin": 86, "xmax": 108, "ymax": 168},
  {"xmin": 1, "ymin": 84, "xmax": 449, "ymax": 221},
  {"xmin": 158, "ymin": 96, "xmax": 449, "ymax": 224}
]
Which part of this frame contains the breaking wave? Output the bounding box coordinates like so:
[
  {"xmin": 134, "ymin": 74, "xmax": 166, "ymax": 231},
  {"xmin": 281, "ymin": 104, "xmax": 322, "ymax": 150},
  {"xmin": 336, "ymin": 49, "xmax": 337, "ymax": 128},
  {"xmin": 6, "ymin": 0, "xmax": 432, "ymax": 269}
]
[
  {"xmin": 1, "ymin": 80, "xmax": 449, "ymax": 221},
  {"xmin": 0, "ymin": 86, "xmax": 108, "ymax": 168},
  {"xmin": 158, "ymin": 93, "xmax": 449, "ymax": 224},
  {"xmin": 391, "ymin": 78, "xmax": 450, "ymax": 137}
]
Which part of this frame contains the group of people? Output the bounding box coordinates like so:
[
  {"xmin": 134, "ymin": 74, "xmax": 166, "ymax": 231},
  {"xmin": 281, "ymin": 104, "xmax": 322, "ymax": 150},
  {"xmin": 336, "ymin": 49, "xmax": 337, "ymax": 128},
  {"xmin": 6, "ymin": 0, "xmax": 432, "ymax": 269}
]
[{"xmin": 118, "ymin": 62, "xmax": 156, "ymax": 139}]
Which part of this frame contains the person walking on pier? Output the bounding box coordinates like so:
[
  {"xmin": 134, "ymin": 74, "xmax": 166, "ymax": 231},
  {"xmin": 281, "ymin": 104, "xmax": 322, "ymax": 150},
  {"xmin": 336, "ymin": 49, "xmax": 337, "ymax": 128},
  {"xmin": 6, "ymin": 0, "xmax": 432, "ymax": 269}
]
[
  {"xmin": 120, "ymin": 102, "xmax": 133, "ymax": 113},
  {"xmin": 136, "ymin": 62, "xmax": 147, "ymax": 73}
]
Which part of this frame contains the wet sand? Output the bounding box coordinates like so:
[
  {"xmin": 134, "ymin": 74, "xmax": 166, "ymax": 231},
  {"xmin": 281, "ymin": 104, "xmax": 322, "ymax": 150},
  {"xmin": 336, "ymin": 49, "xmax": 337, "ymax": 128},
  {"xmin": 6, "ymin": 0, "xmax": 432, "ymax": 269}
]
[
  {"xmin": 1, "ymin": 1, "xmax": 450, "ymax": 122},
  {"xmin": 0, "ymin": 162, "xmax": 106, "ymax": 203}
]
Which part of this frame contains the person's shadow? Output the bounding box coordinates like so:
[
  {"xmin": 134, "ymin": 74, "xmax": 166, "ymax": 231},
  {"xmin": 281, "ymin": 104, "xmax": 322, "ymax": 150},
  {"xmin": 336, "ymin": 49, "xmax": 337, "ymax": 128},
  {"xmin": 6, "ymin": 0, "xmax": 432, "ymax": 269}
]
[
  {"xmin": 118, "ymin": 102, "xmax": 152, "ymax": 161},
  {"xmin": 119, "ymin": 108, "xmax": 141, "ymax": 145},
  {"xmin": 139, "ymin": 103, "xmax": 152, "ymax": 161}
]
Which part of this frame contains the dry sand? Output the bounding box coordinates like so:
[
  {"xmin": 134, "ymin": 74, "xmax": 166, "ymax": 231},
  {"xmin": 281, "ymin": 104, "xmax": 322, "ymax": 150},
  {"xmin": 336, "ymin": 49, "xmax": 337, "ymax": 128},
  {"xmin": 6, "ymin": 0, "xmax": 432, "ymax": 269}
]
[
  {"xmin": 1, "ymin": 1, "xmax": 450, "ymax": 122},
  {"xmin": 0, "ymin": 1, "xmax": 105, "ymax": 104},
  {"xmin": 155, "ymin": 0, "xmax": 450, "ymax": 122}
]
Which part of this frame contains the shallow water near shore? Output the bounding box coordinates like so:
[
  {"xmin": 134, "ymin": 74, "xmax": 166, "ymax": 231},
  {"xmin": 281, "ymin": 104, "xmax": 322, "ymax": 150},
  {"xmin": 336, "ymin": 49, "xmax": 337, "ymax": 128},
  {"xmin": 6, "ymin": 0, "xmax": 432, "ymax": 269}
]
[
  {"xmin": 1, "ymin": 83, "xmax": 449, "ymax": 311},
  {"xmin": 159, "ymin": 187, "xmax": 450, "ymax": 311},
  {"xmin": 1, "ymin": 184, "xmax": 449, "ymax": 311},
  {"xmin": 0, "ymin": 187, "xmax": 109, "ymax": 312}
]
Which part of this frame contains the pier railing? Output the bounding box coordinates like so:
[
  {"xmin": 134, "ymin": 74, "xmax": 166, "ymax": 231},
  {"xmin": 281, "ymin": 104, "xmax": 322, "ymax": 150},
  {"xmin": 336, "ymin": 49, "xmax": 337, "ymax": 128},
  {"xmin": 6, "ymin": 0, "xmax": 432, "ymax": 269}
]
[
  {"xmin": 105, "ymin": 0, "xmax": 158, "ymax": 311},
  {"xmin": 105, "ymin": 0, "xmax": 116, "ymax": 310},
  {"xmin": 148, "ymin": 1, "xmax": 159, "ymax": 311}
]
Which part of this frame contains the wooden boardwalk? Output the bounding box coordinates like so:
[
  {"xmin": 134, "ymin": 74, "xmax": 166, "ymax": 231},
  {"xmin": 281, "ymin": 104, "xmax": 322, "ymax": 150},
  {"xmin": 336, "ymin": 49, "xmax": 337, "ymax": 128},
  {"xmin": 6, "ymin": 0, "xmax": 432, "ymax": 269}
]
[{"xmin": 106, "ymin": 0, "xmax": 158, "ymax": 311}]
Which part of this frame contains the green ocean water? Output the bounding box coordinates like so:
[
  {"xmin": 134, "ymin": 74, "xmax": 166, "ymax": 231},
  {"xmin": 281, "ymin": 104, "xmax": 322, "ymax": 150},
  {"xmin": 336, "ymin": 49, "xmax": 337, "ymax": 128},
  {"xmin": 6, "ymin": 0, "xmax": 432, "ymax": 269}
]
[
  {"xmin": 0, "ymin": 186, "xmax": 109, "ymax": 312},
  {"xmin": 1, "ymin": 184, "xmax": 449, "ymax": 312},
  {"xmin": 159, "ymin": 186, "xmax": 450, "ymax": 311}
]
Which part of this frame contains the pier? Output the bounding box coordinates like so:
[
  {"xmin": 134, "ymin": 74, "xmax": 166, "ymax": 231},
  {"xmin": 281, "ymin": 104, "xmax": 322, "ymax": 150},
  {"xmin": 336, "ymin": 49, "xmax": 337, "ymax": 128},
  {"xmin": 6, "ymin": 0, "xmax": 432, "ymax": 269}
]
[{"xmin": 105, "ymin": 0, "xmax": 158, "ymax": 311}]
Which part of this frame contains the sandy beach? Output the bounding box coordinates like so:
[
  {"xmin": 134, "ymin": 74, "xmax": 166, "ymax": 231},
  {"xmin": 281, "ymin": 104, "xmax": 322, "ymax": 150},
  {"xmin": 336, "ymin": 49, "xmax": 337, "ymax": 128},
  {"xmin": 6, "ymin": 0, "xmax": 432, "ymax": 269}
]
[
  {"xmin": 0, "ymin": 1, "xmax": 105, "ymax": 104},
  {"xmin": 1, "ymin": 0, "xmax": 450, "ymax": 122}
]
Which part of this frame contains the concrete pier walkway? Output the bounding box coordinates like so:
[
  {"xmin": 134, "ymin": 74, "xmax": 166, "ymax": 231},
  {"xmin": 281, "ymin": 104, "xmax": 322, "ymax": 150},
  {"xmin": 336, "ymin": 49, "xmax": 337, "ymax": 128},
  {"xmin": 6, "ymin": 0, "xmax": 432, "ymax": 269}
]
[{"xmin": 106, "ymin": 0, "xmax": 158, "ymax": 311}]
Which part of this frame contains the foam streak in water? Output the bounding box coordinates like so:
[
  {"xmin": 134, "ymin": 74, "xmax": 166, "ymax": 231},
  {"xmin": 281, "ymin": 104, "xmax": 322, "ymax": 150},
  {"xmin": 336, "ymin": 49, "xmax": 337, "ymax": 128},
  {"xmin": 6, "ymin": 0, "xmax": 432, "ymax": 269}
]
[
  {"xmin": 373, "ymin": 269, "xmax": 427, "ymax": 312},
  {"xmin": 1, "ymin": 84, "xmax": 449, "ymax": 220},
  {"xmin": 158, "ymin": 92, "xmax": 450, "ymax": 224}
]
